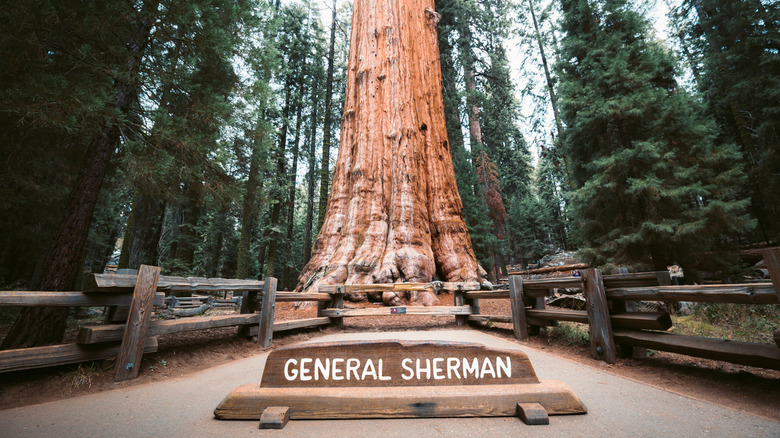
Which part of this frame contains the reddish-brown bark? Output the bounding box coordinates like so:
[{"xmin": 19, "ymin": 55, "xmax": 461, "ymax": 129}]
[{"xmin": 295, "ymin": 0, "xmax": 486, "ymax": 306}]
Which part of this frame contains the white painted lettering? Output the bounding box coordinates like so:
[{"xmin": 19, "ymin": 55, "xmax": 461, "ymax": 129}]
[
  {"xmin": 496, "ymin": 357, "xmax": 511, "ymax": 378},
  {"xmin": 332, "ymin": 358, "xmax": 344, "ymax": 380},
  {"xmin": 284, "ymin": 359, "xmax": 298, "ymax": 381},
  {"xmin": 401, "ymin": 358, "xmax": 414, "ymax": 380},
  {"xmin": 361, "ymin": 359, "xmax": 378, "ymax": 380},
  {"xmin": 447, "ymin": 357, "xmax": 461, "ymax": 379},
  {"xmin": 416, "ymin": 358, "xmax": 431, "ymax": 380},
  {"xmin": 315, "ymin": 358, "xmax": 330, "ymax": 380},
  {"xmin": 378, "ymin": 359, "xmax": 392, "ymax": 381},
  {"xmin": 432, "ymin": 358, "xmax": 445, "ymax": 380},
  {"xmin": 463, "ymin": 357, "xmax": 479, "ymax": 378},
  {"xmin": 300, "ymin": 358, "xmax": 313, "ymax": 381},
  {"xmin": 346, "ymin": 358, "xmax": 360, "ymax": 380},
  {"xmin": 481, "ymin": 357, "xmax": 495, "ymax": 378}
]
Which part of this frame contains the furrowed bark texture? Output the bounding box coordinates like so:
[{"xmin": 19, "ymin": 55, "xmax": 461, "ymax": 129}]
[{"xmin": 295, "ymin": 0, "xmax": 485, "ymax": 306}]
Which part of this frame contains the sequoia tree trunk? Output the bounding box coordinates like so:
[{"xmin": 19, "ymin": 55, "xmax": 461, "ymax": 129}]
[{"xmin": 295, "ymin": 0, "xmax": 487, "ymax": 306}]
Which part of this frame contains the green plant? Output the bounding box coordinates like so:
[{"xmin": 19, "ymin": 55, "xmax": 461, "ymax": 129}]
[
  {"xmin": 547, "ymin": 322, "xmax": 590, "ymax": 347},
  {"xmin": 672, "ymin": 303, "xmax": 780, "ymax": 344}
]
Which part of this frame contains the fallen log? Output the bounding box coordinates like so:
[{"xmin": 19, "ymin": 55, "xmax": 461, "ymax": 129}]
[
  {"xmin": 613, "ymin": 330, "xmax": 780, "ymax": 370},
  {"xmin": 170, "ymin": 302, "xmax": 210, "ymax": 317},
  {"xmin": 509, "ymin": 263, "xmax": 587, "ymax": 276}
]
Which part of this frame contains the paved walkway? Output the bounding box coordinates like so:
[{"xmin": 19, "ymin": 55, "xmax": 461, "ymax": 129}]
[{"xmin": 1, "ymin": 330, "xmax": 778, "ymax": 437}]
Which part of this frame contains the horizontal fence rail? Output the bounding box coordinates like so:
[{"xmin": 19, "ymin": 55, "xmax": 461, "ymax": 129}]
[{"xmin": 2, "ymin": 248, "xmax": 778, "ymax": 379}]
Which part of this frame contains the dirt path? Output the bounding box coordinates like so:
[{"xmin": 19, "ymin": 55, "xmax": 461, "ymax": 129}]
[{"xmin": 1, "ymin": 296, "xmax": 778, "ymax": 422}]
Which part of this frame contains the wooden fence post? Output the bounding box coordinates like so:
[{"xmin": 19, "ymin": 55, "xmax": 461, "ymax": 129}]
[
  {"xmin": 317, "ymin": 287, "xmax": 344, "ymax": 328},
  {"xmin": 454, "ymin": 285, "xmax": 466, "ymax": 327},
  {"xmin": 612, "ymin": 300, "xmax": 646, "ymax": 359},
  {"xmin": 258, "ymin": 277, "xmax": 278, "ymax": 347},
  {"xmin": 508, "ymin": 275, "xmax": 529, "ymax": 340},
  {"xmin": 528, "ymin": 296, "xmax": 549, "ymax": 336},
  {"xmin": 238, "ymin": 288, "xmax": 259, "ymax": 339},
  {"xmin": 331, "ymin": 287, "xmax": 345, "ymax": 328},
  {"xmin": 582, "ymin": 269, "xmax": 617, "ymax": 364},
  {"xmin": 762, "ymin": 248, "xmax": 780, "ymax": 300},
  {"xmin": 115, "ymin": 265, "xmax": 161, "ymax": 381}
]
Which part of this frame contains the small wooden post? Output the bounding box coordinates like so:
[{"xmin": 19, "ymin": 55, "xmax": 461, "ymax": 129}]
[
  {"xmin": 238, "ymin": 288, "xmax": 260, "ymax": 339},
  {"xmin": 508, "ymin": 275, "xmax": 529, "ymax": 340},
  {"xmin": 762, "ymin": 248, "xmax": 780, "ymax": 301},
  {"xmin": 613, "ymin": 300, "xmax": 647, "ymax": 359},
  {"xmin": 331, "ymin": 287, "xmax": 344, "ymax": 328},
  {"xmin": 528, "ymin": 297, "xmax": 547, "ymax": 336},
  {"xmin": 258, "ymin": 277, "xmax": 278, "ymax": 347},
  {"xmin": 454, "ymin": 285, "xmax": 466, "ymax": 327},
  {"xmin": 582, "ymin": 269, "xmax": 617, "ymax": 364},
  {"xmin": 114, "ymin": 265, "xmax": 161, "ymax": 381},
  {"xmin": 317, "ymin": 286, "xmax": 344, "ymax": 327}
]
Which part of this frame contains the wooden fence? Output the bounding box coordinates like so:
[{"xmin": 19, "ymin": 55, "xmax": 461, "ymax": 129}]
[
  {"xmin": 1, "ymin": 249, "xmax": 778, "ymax": 380},
  {"xmin": 0, "ymin": 267, "xmax": 328, "ymax": 381},
  {"xmin": 314, "ymin": 249, "xmax": 780, "ymax": 370}
]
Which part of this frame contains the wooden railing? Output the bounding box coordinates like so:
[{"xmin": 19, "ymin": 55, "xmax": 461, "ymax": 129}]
[
  {"xmin": 2, "ymin": 249, "xmax": 778, "ymax": 379},
  {"xmin": 0, "ymin": 269, "xmax": 328, "ymax": 381},
  {"xmin": 466, "ymin": 249, "xmax": 780, "ymax": 370},
  {"xmin": 314, "ymin": 249, "xmax": 780, "ymax": 370}
]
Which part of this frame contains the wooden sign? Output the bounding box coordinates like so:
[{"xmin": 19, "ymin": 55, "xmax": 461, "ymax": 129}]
[
  {"xmin": 215, "ymin": 340, "xmax": 587, "ymax": 425},
  {"xmin": 260, "ymin": 340, "xmax": 538, "ymax": 388}
]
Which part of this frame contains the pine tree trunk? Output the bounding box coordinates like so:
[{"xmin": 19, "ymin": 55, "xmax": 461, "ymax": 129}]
[
  {"xmin": 295, "ymin": 0, "xmax": 486, "ymax": 306},
  {"xmin": 304, "ymin": 77, "xmax": 320, "ymax": 264},
  {"xmin": 317, "ymin": 0, "xmax": 338, "ymax": 231},
  {"xmin": 284, "ymin": 88, "xmax": 305, "ymax": 289},
  {"xmin": 126, "ymin": 190, "xmax": 163, "ymax": 269},
  {"xmin": 436, "ymin": 0, "xmax": 466, "ymax": 156},
  {"xmin": 1, "ymin": 1, "xmax": 156, "ymax": 349},
  {"xmin": 528, "ymin": 0, "xmax": 564, "ymax": 138},
  {"xmin": 236, "ymin": 136, "xmax": 264, "ymax": 279},
  {"xmin": 172, "ymin": 179, "xmax": 203, "ymax": 274},
  {"xmin": 265, "ymin": 82, "xmax": 292, "ymax": 278},
  {"xmin": 207, "ymin": 207, "xmax": 227, "ymax": 278}
]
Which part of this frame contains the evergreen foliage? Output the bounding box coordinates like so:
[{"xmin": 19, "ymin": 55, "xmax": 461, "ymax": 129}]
[
  {"xmin": 557, "ymin": 0, "xmax": 753, "ymax": 272},
  {"xmin": 669, "ymin": 0, "xmax": 780, "ymax": 241}
]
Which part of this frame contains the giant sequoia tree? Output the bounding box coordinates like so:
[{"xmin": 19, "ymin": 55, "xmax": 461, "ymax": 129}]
[{"xmin": 295, "ymin": 0, "xmax": 487, "ymax": 305}]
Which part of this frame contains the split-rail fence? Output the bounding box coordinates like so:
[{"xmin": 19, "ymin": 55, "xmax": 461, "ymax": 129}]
[{"xmin": 1, "ymin": 249, "xmax": 778, "ymax": 380}]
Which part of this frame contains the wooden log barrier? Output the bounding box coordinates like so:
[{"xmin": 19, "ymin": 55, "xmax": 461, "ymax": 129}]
[
  {"xmin": 508, "ymin": 276, "xmax": 529, "ymax": 340},
  {"xmin": 582, "ymin": 269, "xmax": 617, "ymax": 364},
  {"xmin": 257, "ymin": 278, "xmax": 278, "ymax": 347},
  {"xmin": 763, "ymin": 248, "xmax": 780, "ymax": 298},
  {"xmin": 238, "ymin": 287, "xmax": 261, "ymax": 339},
  {"xmin": 115, "ymin": 265, "xmax": 161, "ymax": 381},
  {"xmin": 318, "ymin": 306, "xmax": 473, "ymax": 318},
  {"xmin": 214, "ymin": 340, "xmax": 587, "ymax": 424},
  {"xmin": 0, "ymin": 337, "xmax": 158, "ymax": 373},
  {"xmin": 454, "ymin": 288, "xmax": 466, "ymax": 327},
  {"xmin": 613, "ymin": 330, "xmax": 780, "ymax": 370},
  {"xmin": 0, "ymin": 291, "xmax": 165, "ymax": 308}
]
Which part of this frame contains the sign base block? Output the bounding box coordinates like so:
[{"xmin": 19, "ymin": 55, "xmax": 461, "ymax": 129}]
[{"xmin": 215, "ymin": 381, "xmax": 585, "ymax": 420}]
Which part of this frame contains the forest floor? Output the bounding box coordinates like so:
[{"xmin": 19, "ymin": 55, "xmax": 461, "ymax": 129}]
[{"xmin": 0, "ymin": 293, "xmax": 778, "ymax": 422}]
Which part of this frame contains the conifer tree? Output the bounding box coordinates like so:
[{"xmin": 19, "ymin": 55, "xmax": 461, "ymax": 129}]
[
  {"xmin": 557, "ymin": 0, "xmax": 753, "ymax": 272},
  {"xmin": 670, "ymin": 0, "xmax": 780, "ymax": 241}
]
